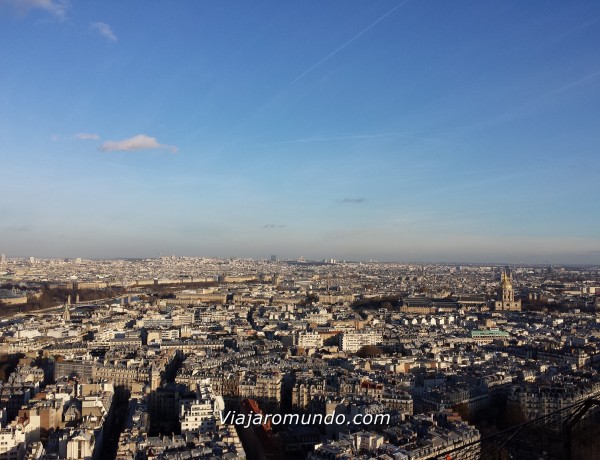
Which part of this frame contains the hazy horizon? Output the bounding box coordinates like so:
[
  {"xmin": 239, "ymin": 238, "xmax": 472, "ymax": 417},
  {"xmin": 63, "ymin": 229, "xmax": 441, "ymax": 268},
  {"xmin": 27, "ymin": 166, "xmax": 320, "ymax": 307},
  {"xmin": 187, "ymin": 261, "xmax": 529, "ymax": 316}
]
[
  {"xmin": 3, "ymin": 249, "xmax": 599, "ymax": 267},
  {"xmin": 1, "ymin": 1, "xmax": 599, "ymax": 264}
]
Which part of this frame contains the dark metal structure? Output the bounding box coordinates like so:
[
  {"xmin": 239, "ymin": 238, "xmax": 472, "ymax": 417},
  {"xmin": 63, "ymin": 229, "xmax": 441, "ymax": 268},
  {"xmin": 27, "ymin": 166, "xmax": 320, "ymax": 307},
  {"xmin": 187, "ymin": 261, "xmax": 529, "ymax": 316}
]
[{"xmin": 425, "ymin": 397, "xmax": 600, "ymax": 460}]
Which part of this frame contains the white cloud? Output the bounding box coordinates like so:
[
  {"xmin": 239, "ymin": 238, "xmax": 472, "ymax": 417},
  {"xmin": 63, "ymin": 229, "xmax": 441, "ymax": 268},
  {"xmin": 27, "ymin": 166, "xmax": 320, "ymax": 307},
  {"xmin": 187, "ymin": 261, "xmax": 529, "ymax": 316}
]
[
  {"xmin": 100, "ymin": 134, "xmax": 178, "ymax": 153},
  {"xmin": 1, "ymin": 0, "xmax": 68, "ymax": 18},
  {"xmin": 91, "ymin": 22, "xmax": 117, "ymax": 42},
  {"xmin": 74, "ymin": 132, "xmax": 100, "ymax": 140}
]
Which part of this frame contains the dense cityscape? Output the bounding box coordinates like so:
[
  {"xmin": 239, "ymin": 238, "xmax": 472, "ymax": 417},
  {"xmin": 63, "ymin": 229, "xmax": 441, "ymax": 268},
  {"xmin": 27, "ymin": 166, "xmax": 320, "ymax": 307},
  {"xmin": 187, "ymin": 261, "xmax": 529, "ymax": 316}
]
[
  {"xmin": 3, "ymin": 1, "xmax": 600, "ymax": 459},
  {"xmin": 1, "ymin": 255, "xmax": 599, "ymax": 459}
]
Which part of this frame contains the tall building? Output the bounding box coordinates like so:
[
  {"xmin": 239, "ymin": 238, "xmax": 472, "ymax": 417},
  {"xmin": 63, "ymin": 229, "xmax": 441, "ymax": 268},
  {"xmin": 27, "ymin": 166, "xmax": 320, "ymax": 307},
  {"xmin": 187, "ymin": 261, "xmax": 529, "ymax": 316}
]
[
  {"xmin": 494, "ymin": 269, "xmax": 521, "ymax": 311},
  {"xmin": 0, "ymin": 253, "xmax": 5, "ymax": 265}
]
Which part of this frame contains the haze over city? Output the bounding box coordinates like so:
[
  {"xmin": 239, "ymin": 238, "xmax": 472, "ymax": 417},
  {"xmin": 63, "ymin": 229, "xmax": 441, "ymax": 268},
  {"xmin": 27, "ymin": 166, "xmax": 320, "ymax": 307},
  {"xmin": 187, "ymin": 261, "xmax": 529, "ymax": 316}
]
[{"xmin": 1, "ymin": 1, "xmax": 600, "ymax": 263}]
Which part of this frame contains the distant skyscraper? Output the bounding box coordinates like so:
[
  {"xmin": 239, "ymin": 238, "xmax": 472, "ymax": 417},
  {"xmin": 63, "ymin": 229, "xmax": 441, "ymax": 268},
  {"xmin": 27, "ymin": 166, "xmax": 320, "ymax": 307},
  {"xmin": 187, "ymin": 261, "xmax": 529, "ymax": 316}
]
[
  {"xmin": 270, "ymin": 255, "xmax": 277, "ymax": 262},
  {"xmin": 0, "ymin": 254, "xmax": 5, "ymax": 265},
  {"xmin": 29, "ymin": 256, "xmax": 35, "ymax": 264}
]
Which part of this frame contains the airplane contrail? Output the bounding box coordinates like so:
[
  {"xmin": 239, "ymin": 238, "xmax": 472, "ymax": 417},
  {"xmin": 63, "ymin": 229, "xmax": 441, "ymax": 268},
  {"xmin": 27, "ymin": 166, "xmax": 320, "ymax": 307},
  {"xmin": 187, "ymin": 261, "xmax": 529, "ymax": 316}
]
[
  {"xmin": 289, "ymin": 0, "xmax": 410, "ymax": 86},
  {"xmin": 265, "ymin": 131, "xmax": 452, "ymax": 145},
  {"xmin": 546, "ymin": 68, "xmax": 600, "ymax": 96}
]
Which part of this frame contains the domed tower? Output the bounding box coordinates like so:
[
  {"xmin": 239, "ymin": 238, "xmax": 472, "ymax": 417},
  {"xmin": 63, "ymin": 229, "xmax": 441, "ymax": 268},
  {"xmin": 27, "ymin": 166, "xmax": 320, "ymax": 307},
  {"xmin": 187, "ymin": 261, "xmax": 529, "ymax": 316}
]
[
  {"xmin": 500, "ymin": 271, "xmax": 514, "ymax": 303},
  {"xmin": 494, "ymin": 269, "xmax": 521, "ymax": 311}
]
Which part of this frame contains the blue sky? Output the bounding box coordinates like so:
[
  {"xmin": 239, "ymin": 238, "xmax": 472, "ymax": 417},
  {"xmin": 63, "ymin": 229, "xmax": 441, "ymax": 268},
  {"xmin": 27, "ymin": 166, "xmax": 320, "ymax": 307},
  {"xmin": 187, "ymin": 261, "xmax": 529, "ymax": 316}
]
[{"xmin": 1, "ymin": 0, "xmax": 599, "ymax": 263}]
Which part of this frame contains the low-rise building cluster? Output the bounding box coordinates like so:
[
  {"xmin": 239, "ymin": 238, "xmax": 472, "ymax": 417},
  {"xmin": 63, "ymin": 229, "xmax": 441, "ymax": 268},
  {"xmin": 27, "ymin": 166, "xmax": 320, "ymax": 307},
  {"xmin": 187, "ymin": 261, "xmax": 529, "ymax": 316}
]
[{"xmin": 0, "ymin": 257, "xmax": 599, "ymax": 458}]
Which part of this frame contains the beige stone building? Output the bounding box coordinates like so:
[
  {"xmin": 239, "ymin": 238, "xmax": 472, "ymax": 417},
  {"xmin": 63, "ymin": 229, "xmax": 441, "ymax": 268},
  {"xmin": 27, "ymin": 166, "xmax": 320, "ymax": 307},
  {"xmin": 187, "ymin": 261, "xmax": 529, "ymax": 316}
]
[{"xmin": 494, "ymin": 270, "xmax": 521, "ymax": 311}]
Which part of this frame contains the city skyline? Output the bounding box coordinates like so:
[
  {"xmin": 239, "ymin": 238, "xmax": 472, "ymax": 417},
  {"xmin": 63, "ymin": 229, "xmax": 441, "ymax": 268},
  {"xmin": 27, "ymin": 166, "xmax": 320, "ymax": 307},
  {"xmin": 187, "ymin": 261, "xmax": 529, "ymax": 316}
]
[{"xmin": 1, "ymin": 1, "xmax": 600, "ymax": 263}]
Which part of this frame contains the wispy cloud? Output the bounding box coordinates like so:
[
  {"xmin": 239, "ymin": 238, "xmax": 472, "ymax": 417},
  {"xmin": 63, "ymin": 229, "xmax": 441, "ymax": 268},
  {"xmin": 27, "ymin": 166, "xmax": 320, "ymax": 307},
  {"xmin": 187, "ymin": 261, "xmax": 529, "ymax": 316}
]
[
  {"xmin": 289, "ymin": 0, "xmax": 409, "ymax": 85},
  {"xmin": 74, "ymin": 132, "xmax": 100, "ymax": 140},
  {"xmin": 5, "ymin": 225, "xmax": 31, "ymax": 232},
  {"xmin": 554, "ymin": 16, "xmax": 600, "ymax": 41},
  {"xmin": 266, "ymin": 132, "xmax": 450, "ymax": 146},
  {"xmin": 1, "ymin": 0, "xmax": 68, "ymax": 18},
  {"xmin": 451, "ymin": 68, "xmax": 600, "ymax": 135},
  {"xmin": 339, "ymin": 198, "xmax": 365, "ymax": 204},
  {"xmin": 91, "ymin": 22, "xmax": 117, "ymax": 43},
  {"xmin": 262, "ymin": 224, "xmax": 286, "ymax": 229},
  {"xmin": 100, "ymin": 134, "xmax": 178, "ymax": 153}
]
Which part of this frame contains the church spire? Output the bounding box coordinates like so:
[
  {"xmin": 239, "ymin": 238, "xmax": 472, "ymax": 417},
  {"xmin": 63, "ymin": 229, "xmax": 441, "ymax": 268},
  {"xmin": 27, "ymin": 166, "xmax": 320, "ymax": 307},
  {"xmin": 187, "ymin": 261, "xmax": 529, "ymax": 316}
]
[{"xmin": 63, "ymin": 295, "xmax": 71, "ymax": 323}]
